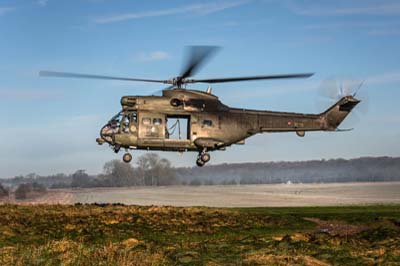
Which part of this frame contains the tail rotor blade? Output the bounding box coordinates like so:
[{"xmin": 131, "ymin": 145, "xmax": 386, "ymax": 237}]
[
  {"xmin": 317, "ymin": 77, "xmax": 369, "ymax": 126},
  {"xmin": 353, "ymin": 80, "xmax": 366, "ymax": 97},
  {"xmin": 318, "ymin": 78, "xmax": 339, "ymax": 100}
]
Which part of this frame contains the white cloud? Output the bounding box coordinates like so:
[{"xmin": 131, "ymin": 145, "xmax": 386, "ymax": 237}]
[
  {"xmin": 136, "ymin": 51, "xmax": 171, "ymax": 62},
  {"xmin": 367, "ymin": 29, "xmax": 400, "ymax": 36},
  {"xmin": 94, "ymin": 0, "xmax": 250, "ymax": 24},
  {"xmin": 286, "ymin": 1, "xmax": 400, "ymax": 16},
  {"xmin": 0, "ymin": 7, "xmax": 15, "ymax": 16},
  {"xmin": 302, "ymin": 20, "xmax": 400, "ymax": 37},
  {"xmin": 0, "ymin": 89, "xmax": 62, "ymax": 100},
  {"xmin": 367, "ymin": 71, "xmax": 400, "ymax": 85},
  {"xmin": 37, "ymin": 0, "xmax": 49, "ymax": 7}
]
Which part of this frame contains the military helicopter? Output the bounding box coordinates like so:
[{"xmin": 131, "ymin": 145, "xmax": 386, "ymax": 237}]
[{"xmin": 40, "ymin": 46, "xmax": 360, "ymax": 167}]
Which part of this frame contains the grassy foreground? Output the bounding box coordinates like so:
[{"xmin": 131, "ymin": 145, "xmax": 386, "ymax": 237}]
[{"xmin": 0, "ymin": 204, "xmax": 399, "ymax": 265}]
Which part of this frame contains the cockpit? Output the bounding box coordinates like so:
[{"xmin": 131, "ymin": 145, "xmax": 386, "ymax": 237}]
[{"xmin": 98, "ymin": 110, "xmax": 138, "ymax": 145}]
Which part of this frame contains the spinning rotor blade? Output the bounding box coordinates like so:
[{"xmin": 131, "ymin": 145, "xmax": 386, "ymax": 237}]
[
  {"xmin": 188, "ymin": 73, "xmax": 314, "ymax": 84},
  {"xmin": 40, "ymin": 47, "xmax": 314, "ymax": 88},
  {"xmin": 319, "ymin": 79, "xmax": 340, "ymax": 100},
  {"xmin": 317, "ymin": 77, "xmax": 369, "ymax": 125},
  {"xmin": 180, "ymin": 46, "xmax": 220, "ymax": 79},
  {"xmin": 39, "ymin": 71, "xmax": 168, "ymax": 84}
]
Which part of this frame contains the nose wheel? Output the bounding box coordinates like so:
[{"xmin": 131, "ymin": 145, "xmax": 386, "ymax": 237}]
[
  {"xmin": 196, "ymin": 150, "xmax": 210, "ymax": 167},
  {"xmin": 122, "ymin": 152, "xmax": 132, "ymax": 163}
]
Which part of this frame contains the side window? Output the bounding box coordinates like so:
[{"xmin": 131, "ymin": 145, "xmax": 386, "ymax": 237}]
[
  {"xmin": 130, "ymin": 112, "xmax": 137, "ymax": 123},
  {"xmin": 142, "ymin": 117, "xmax": 151, "ymax": 125},
  {"xmin": 203, "ymin": 119, "xmax": 213, "ymax": 127},
  {"xmin": 153, "ymin": 118, "xmax": 162, "ymax": 125}
]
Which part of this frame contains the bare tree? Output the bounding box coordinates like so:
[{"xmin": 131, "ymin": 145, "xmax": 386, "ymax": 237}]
[
  {"xmin": 136, "ymin": 153, "xmax": 177, "ymax": 186},
  {"xmin": 103, "ymin": 160, "xmax": 138, "ymax": 186},
  {"xmin": 71, "ymin": 170, "xmax": 92, "ymax": 188}
]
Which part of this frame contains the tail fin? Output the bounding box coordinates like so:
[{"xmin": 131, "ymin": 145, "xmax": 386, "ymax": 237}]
[{"xmin": 321, "ymin": 96, "xmax": 360, "ymax": 131}]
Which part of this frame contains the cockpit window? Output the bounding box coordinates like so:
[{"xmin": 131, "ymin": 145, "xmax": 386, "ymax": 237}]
[
  {"xmin": 203, "ymin": 120, "xmax": 213, "ymax": 127},
  {"xmin": 109, "ymin": 111, "xmax": 122, "ymax": 122},
  {"xmin": 153, "ymin": 118, "xmax": 162, "ymax": 125},
  {"xmin": 142, "ymin": 117, "xmax": 151, "ymax": 125}
]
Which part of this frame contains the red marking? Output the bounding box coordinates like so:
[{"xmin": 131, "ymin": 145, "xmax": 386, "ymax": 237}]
[{"xmin": 288, "ymin": 121, "xmax": 292, "ymax": 126}]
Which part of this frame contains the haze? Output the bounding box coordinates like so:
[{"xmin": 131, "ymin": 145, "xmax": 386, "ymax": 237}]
[{"xmin": 1, "ymin": 0, "xmax": 400, "ymax": 177}]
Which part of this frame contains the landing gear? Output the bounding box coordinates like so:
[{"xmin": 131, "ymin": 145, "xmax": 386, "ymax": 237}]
[
  {"xmin": 122, "ymin": 152, "xmax": 132, "ymax": 163},
  {"xmin": 200, "ymin": 153, "xmax": 210, "ymax": 163},
  {"xmin": 196, "ymin": 158, "xmax": 205, "ymax": 167},
  {"xmin": 114, "ymin": 144, "xmax": 121, "ymax": 153},
  {"xmin": 196, "ymin": 149, "xmax": 211, "ymax": 167}
]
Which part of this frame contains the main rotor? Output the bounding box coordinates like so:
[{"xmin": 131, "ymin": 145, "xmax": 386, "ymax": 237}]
[{"xmin": 40, "ymin": 46, "xmax": 314, "ymax": 89}]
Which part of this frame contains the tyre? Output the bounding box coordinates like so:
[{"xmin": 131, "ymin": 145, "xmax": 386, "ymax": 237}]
[
  {"xmin": 200, "ymin": 153, "xmax": 210, "ymax": 163},
  {"xmin": 122, "ymin": 153, "xmax": 132, "ymax": 163},
  {"xmin": 196, "ymin": 158, "xmax": 205, "ymax": 167}
]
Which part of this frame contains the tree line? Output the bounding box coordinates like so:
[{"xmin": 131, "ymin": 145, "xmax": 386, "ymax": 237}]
[{"xmin": 1, "ymin": 155, "xmax": 400, "ymax": 191}]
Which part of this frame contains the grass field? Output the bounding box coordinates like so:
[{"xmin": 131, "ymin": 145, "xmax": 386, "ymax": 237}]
[{"xmin": 0, "ymin": 204, "xmax": 399, "ymax": 265}]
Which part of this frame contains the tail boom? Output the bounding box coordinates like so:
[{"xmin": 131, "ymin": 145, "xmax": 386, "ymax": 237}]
[{"xmin": 245, "ymin": 96, "xmax": 360, "ymax": 134}]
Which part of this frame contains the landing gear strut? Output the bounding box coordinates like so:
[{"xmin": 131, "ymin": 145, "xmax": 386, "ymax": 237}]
[
  {"xmin": 114, "ymin": 145, "xmax": 121, "ymax": 153},
  {"xmin": 196, "ymin": 149, "xmax": 210, "ymax": 167},
  {"xmin": 122, "ymin": 152, "xmax": 132, "ymax": 163}
]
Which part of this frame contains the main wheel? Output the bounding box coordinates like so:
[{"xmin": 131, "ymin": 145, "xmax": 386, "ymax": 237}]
[
  {"xmin": 122, "ymin": 153, "xmax": 132, "ymax": 163},
  {"xmin": 200, "ymin": 153, "xmax": 210, "ymax": 163},
  {"xmin": 196, "ymin": 158, "xmax": 205, "ymax": 167}
]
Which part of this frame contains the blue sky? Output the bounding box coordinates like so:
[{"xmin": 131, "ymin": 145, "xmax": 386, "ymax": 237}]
[{"xmin": 1, "ymin": 0, "xmax": 400, "ymax": 177}]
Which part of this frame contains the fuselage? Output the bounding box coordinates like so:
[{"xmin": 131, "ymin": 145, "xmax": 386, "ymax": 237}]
[{"xmin": 97, "ymin": 88, "xmax": 359, "ymax": 154}]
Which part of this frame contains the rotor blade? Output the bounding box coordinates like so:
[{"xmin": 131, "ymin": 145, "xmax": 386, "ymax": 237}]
[
  {"xmin": 180, "ymin": 46, "xmax": 220, "ymax": 79},
  {"xmin": 187, "ymin": 73, "xmax": 314, "ymax": 84},
  {"xmin": 39, "ymin": 71, "xmax": 168, "ymax": 84}
]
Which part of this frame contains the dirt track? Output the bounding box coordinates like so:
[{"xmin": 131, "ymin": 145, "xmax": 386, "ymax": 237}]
[{"xmin": 18, "ymin": 182, "xmax": 400, "ymax": 207}]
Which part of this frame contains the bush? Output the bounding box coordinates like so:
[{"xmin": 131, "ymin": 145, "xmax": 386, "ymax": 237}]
[
  {"xmin": 189, "ymin": 178, "xmax": 202, "ymax": 186},
  {"xmin": 14, "ymin": 182, "xmax": 47, "ymax": 200},
  {"xmin": 0, "ymin": 183, "xmax": 9, "ymax": 198},
  {"xmin": 15, "ymin": 184, "xmax": 30, "ymax": 199}
]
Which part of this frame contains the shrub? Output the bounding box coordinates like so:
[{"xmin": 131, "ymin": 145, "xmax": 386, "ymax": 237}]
[
  {"xmin": 0, "ymin": 183, "xmax": 8, "ymax": 198},
  {"xmin": 14, "ymin": 182, "xmax": 47, "ymax": 200}
]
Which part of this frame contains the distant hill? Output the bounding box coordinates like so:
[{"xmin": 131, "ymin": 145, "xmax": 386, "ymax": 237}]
[
  {"xmin": 176, "ymin": 157, "xmax": 400, "ymax": 184},
  {"xmin": 1, "ymin": 156, "xmax": 399, "ymax": 188}
]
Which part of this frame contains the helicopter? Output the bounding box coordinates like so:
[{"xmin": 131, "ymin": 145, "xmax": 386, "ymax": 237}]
[{"xmin": 40, "ymin": 46, "xmax": 360, "ymax": 167}]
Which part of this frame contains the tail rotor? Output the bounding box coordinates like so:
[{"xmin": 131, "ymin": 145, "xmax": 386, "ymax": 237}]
[{"xmin": 317, "ymin": 77, "xmax": 369, "ymax": 127}]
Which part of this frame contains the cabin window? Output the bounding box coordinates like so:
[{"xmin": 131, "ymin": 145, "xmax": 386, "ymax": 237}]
[
  {"xmin": 130, "ymin": 112, "xmax": 137, "ymax": 123},
  {"xmin": 203, "ymin": 119, "xmax": 213, "ymax": 127},
  {"xmin": 153, "ymin": 118, "xmax": 162, "ymax": 125},
  {"xmin": 142, "ymin": 117, "xmax": 151, "ymax": 125}
]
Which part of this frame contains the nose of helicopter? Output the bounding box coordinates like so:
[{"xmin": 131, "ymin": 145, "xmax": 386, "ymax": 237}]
[
  {"xmin": 97, "ymin": 120, "xmax": 118, "ymax": 146},
  {"xmin": 96, "ymin": 137, "xmax": 105, "ymax": 145}
]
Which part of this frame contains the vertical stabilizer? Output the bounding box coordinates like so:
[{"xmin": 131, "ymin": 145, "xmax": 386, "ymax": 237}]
[{"xmin": 321, "ymin": 96, "xmax": 360, "ymax": 131}]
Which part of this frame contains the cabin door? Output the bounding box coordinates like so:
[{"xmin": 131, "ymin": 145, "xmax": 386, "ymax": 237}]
[
  {"xmin": 164, "ymin": 115, "xmax": 191, "ymax": 150},
  {"xmin": 137, "ymin": 112, "xmax": 165, "ymax": 147}
]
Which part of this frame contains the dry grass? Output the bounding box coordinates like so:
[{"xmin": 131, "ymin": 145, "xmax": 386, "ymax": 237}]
[{"xmin": 0, "ymin": 204, "xmax": 399, "ymax": 265}]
